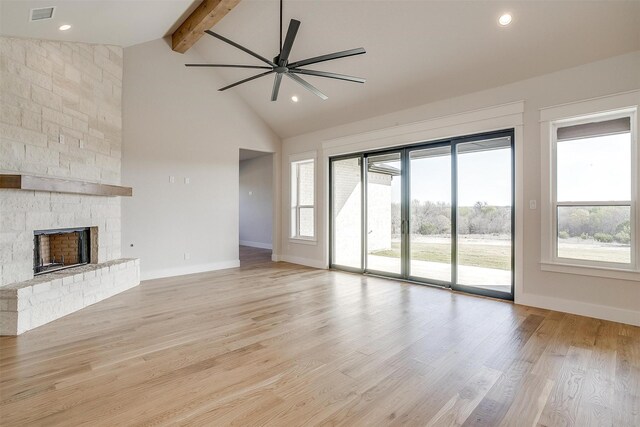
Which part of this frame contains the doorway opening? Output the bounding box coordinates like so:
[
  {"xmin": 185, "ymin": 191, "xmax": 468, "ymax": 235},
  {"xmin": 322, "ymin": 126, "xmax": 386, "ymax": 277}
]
[
  {"xmin": 330, "ymin": 129, "xmax": 515, "ymax": 300},
  {"xmin": 239, "ymin": 149, "xmax": 274, "ymax": 265}
]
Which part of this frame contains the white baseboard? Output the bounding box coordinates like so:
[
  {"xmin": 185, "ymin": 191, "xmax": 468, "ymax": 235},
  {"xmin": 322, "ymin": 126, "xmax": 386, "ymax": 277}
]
[
  {"xmin": 239, "ymin": 240, "xmax": 273, "ymax": 250},
  {"xmin": 277, "ymin": 254, "xmax": 327, "ymax": 269},
  {"xmin": 516, "ymin": 292, "xmax": 640, "ymax": 326},
  {"xmin": 142, "ymin": 260, "xmax": 240, "ymax": 281}
]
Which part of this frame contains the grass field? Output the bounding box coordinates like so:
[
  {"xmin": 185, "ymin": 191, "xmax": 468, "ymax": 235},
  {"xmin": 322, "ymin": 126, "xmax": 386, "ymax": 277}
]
[
  {"xmin": 371, "ymin": 238, "xmax": 630, "ymax": 269},
  {"xmin": 557, "ymin": 242, "xmax": 630, "ymax": 264},
  {"xmin": 371, "ymin": 241, "xmax": 511, "ymax": 270}
]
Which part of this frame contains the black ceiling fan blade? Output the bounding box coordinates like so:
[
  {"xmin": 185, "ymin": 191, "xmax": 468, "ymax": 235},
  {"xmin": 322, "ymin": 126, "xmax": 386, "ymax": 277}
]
[
  {"xmin": 279, "ymin": 19, "xmax": 300, "ymax": 66},
  {"xmin": 271, "ymin": 74, "xmax": 283, "ymax": 101},
  {"xmin": 289, "ymin": 69, "xmax": 365, "ymax": 84},
  {"xmin": 286, "ymin": 73, "xmax": 328, "ymax": 100},
  {"xmin": 288, "ymin": 47, "xmax": 366, "ymax": 69},
  {"xmin": 205, "ymin": 30, "xmax": 276, "ymax": 67},
  {"xmin": 219, "ymin": 70, "xmax": 274, "ymax": 91},
  {"xmin": 185, "ymin": 64, "xmax": 273, "ymax": 70}
]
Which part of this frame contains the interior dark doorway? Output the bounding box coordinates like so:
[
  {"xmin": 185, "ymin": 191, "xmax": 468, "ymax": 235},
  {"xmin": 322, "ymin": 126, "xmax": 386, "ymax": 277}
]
[{"xmin": 239, "ymin": 149, "xmax": 274, "ymax": 265}]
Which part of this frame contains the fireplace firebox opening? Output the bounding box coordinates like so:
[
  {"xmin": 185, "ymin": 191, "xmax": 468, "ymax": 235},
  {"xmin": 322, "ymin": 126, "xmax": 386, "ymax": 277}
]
[{"xmin": 33, "ymin": 227, "xmax": 95, "ymax": 275}]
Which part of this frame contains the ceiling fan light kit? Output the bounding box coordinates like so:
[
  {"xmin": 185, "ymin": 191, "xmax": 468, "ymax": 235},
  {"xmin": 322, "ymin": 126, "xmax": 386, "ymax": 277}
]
[{"xmin": 185, "ymin": 0, "xmax": 366, "ymax": 101}]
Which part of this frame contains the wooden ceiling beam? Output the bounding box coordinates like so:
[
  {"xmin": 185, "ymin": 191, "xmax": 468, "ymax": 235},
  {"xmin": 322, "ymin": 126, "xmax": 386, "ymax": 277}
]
[{"xmin": 172, "ymin": 0, "xmax": 241, "ymax": 53}]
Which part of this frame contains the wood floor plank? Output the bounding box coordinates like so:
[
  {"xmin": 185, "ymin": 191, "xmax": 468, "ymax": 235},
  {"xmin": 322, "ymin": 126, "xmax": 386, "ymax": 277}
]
[
  {"xmin": 574, "ymin": 321, "xmax": 619, "ymax": 426},
  {"xmin": 498, "ymin": 373, "xmax": 555, "ymax": 427},
  {"xmin": 538, "ymin": 345, "xmax": 592, "ymax": 427},
  {"xmin": 614, "ymin": 334, "xmax": 640, "ymax": 427},
  {"xmin": 425, "ymin": 366, "xmax": 502, "ymax": 427},
  {"xmin": 462, "ymin": 313, "xmax": 560, "ymax": 426},
  {"xmin": 0, "ymin": 246, "xmax": 638, "ymax": 426}
]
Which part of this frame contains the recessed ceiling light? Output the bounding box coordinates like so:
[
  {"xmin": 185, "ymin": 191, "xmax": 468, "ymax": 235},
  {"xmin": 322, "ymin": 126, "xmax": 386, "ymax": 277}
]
[
  {"xmin": 291, "ymin": 95, "xmax": 299, "ymax": 103},
  {"xmin": 59, "ymin": 24, "xmax": 71, "ymax": 31},
  {"xmin": 498, "ymin": 13, "xmax": 512, "ymax": 26}
]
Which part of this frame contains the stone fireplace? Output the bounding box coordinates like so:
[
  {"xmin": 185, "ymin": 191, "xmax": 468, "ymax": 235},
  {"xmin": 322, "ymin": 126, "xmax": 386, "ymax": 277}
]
[{"xmin": 0, "ymin": 37, "xmax": 139, "ymax": 335}]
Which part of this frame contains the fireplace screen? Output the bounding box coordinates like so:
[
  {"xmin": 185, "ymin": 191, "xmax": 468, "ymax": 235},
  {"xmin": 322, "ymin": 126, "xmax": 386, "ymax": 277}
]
[{"xmin": 33, "ymin": 228, "xmax": 91, "ymax": 275}]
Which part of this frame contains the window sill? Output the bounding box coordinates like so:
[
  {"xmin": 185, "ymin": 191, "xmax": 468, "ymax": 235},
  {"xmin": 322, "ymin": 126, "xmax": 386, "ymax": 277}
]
[
  {"xmin": 540, "ymin": 261, "xmax": 640, "ymax": 281},
  {"xmin": 289, "ymin": 238, "xmax": 317, "ymax": 246}
]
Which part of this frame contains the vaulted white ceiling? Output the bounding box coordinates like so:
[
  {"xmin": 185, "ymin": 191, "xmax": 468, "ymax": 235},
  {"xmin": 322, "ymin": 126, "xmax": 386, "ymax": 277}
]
[
  {"xmin": 193, "ymin": 0, "xmax": 640, "ymax": 137},
  {"xmin": 0, "ymin": 0, "xmax": 199, "ymax": 47},
  {"xmin": 1, "ymin": 0, "xmax": 638, "ymax": 138}
]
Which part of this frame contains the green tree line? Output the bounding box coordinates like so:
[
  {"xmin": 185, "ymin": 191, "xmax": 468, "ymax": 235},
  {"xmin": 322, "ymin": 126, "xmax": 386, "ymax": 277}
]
[
  {"xmin": 558, "ymin": 206, "xmax": 630, "ymax": 244},
  {"xmin": 392, "ymin": 202, "xmax": 629, "ymax": 245},
  {"xmin": 392, "ymin": 201, "xmax": 511, "ymax": 236}
]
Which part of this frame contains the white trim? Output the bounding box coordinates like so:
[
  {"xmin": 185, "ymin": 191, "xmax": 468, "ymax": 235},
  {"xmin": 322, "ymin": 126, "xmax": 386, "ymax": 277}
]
[
  {"xmin": 540, "ymin": 262, "xmax": 640, "ymax": 281},
  {"xmin": 141, "ymin": 260, "xmax": 240, "ymax": 281},
  {"xmin": 289, "ymin": 155, "xmax": 317, "ymax": 240},
  {"xmin": 540, "ymin": 90, "xmax": 640, "ymax": 276},
  {"xmin": 271, "ymin": 152, "xmax": 282, "ymax": 263},
  {"xmin": 517, "ymin": 292, "xmax": 640, "ymax": 327},
  {"xmin": 323, "ymin": 101, "xmax": 524, "ymax": 157},
  {"xmin": 239, "ymin": 240, "xmax": 273, "ymax": 250},
  {"xmin": 556, "ymin": 201, "xmax": 631, "ymax": 207},
  {"xmin": 289, "ymin": 150, "xmax": 317, "ymax": 163},
  {"xmin": 277, "ymin": 254, "xmax": 327, "ymax": 269},
  {"xmin": 514, "ymin": 125, "xmax": 525, "ymax": 302},
  {"xmin": 539, "ymin": 90, "xmax": 640, "ymax": 122},
  {"xmin": 288, "ymin": 238, "xmax": 317, "ymax": 246}
]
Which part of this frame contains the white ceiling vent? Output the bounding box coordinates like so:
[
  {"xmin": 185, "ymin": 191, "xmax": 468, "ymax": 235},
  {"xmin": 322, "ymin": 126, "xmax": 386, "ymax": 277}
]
[{"xmin": 30, "ymin": 7, "xmax": 55, "ymax": 21}]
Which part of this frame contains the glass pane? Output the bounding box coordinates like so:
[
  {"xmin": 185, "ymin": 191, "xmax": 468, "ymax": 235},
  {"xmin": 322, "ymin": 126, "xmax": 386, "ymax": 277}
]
[
  {"xmin": 409, "ymin": 146, "xmax": 451, "ymax": 283},
  {"xmin": 557, "ymin": 132, "xmax": 630, "ymax": 202},
  {"xmin": 298, "ymin": 161, "xmax": 315, "ymax": 205},
  {"xmin": 332, "ymin": 158, "xmax": 362, "ymax": 268},
  {"xmin": 457, "ymin": 139, "xmax": 512, "ymax": 293},
  {"xmin": 299, "ymin": 207, "xmax": 314, "ymax": 238},
  {"xmin": 557, "ymin": 206, "xmax": 631, "ymax": 264},
  {"xmin": 366, "ymin": 153, "xmax": 402, "ymax": 275}
]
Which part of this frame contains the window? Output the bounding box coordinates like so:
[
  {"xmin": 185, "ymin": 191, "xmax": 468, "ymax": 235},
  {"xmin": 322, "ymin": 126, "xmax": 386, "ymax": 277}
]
[
  {"xmin": 555, "ymin": 115, "xmax": 632, "ymax": 265},
  {"xmin": 540, "ymin": 92, "xmax": 639, "ymax": 279},
  {"xmin": 290, "ymin": 157, "xmax": 315, "ymax": 240}
]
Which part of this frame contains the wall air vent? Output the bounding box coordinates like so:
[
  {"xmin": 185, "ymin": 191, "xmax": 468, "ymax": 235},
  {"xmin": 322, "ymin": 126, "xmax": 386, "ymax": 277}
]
[{"xmin": 30, "ymin": 7, "xmax": 56, "ymax": 21}]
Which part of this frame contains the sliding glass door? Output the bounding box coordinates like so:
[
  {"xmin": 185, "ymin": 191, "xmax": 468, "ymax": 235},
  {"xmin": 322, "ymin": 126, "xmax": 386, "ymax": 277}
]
[
  {"xmin": 366, "ymin": 152, "xmax": 403, "ymax": 276},
  {"xmin": 330, "ymin": 129, "xmax": 514, "ymax": 300},
  {"xmin": 408, "ymin": 145, "xmax": 452, "ymax": 284},
  {"xmin": 455, "ymin": 136, "xmax": 513, "ymax": 294},
  {"xmin": 330, "ymin": 156, "xmax": 362, "ymax": 270}
]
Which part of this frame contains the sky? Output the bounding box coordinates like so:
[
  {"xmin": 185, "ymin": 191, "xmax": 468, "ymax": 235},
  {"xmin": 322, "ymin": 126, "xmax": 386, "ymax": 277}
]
[
  {"xmin": 557, "ymin": 133, "xmax": 630, "ymax": 202},
  {"xmin": 385, "ymin": 133, "xmax": 630, "ymax": 207},
  {"xmin": 388, "ymin": 147, "xmax": 511, "ymax": 206}
]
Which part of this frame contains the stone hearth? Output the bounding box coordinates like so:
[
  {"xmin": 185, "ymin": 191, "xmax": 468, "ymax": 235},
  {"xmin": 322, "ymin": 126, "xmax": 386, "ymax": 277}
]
[{"xmin": 0, "ymin": 259, "xmax": 139, "ymax": 335}]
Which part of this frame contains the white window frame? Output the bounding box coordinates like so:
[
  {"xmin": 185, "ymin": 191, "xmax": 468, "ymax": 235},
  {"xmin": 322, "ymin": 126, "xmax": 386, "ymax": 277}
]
[
  {"xmin": 540, "ymin": 91, "xmax": 640, "ymax": 281},
  {"xmin": 289, "ymin": 151, "xmax": 317, "ymax": 243}
]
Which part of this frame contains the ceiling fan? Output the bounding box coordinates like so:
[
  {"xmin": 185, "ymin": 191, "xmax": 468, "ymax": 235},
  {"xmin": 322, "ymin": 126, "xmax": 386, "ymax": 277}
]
[{"xmin": 185, "ymin": 0, "xmax": 366, "ymax": 101}]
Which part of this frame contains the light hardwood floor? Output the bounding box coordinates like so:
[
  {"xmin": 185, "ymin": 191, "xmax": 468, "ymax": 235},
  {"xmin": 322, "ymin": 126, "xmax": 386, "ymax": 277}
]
[{"xmin": 1, "ymin": 246, "xmax": 638, "ymax": 426}]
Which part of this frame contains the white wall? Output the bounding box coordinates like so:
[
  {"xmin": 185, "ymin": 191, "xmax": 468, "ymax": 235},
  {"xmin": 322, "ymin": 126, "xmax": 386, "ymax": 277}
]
[
  {"xmin": 121, "ymin": 38, "xmax": 280, "ymax": 280},
  {"xmin": 239, "ymin": 154, "xmax": 273, "ymax": 249},
  {"xmin": 279, "ymin": 51, "xmax": 640, "ymax": 325}
]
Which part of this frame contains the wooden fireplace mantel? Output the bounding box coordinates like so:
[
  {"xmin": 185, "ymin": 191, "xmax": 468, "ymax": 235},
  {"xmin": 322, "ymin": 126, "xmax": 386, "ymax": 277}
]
[{"xmin": 0, "ymin": 174, "xmax": 132, "ymax": 197}]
